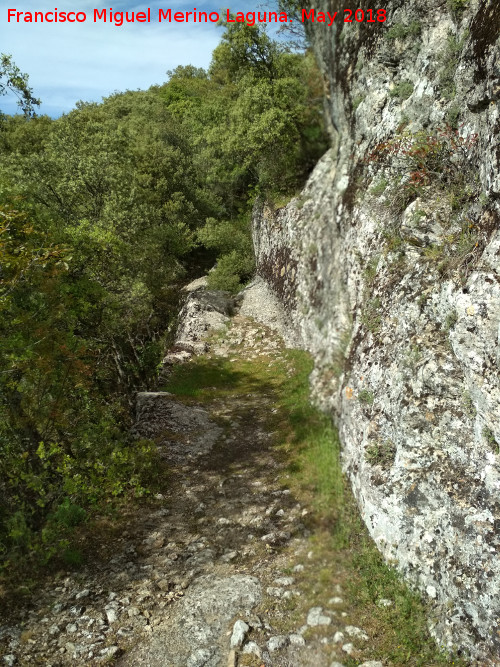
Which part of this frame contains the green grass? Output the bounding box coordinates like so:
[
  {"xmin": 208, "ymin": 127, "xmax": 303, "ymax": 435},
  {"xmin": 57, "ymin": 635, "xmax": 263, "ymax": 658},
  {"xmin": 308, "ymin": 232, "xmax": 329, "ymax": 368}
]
[
  {"xmin": 362, "ymin": 298, "xmax": 382, "ymax": 333},
  {"xmin": 390, "ymin": 80, "xmax": 415, "ymax": 101},
  {"xmin": 365, "ymin": 439, "xmax": 396, "ymax": 468},
  {"xmin": 483, "ymin": 427, "xmax": 499, "ymax": 454},
  {"xmin": 447, "ymin": 0, "xmax": 468, "ymax": 15},
  {"xmin": 358, "ymin": 389, "xmax": 375, "ymax": 404},
  {"xmin": 363, "ymin": 255, "xmax": 380, "ymax": 286},
  {"xmin": 385, "ymin": 21, "xmax": 422, "ymax": 40},
  {"xmin": 161, "ymin": 357, "xmax": 246, "ymax": 399},
  {"xmin": 276, "ymin": 350, "xmax": 343, "ymax": 517},
  {"xmin": 352, "ymin": 95, "xmax": 365, "ymax": 111},
  {"xmin": 370, "ymin": 178, "xmax": 388, "ymax": 196}
]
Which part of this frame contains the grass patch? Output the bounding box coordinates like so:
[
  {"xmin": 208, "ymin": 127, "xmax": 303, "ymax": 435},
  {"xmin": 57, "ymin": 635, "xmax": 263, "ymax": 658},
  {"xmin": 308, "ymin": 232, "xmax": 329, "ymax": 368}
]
[
  {"xmin": 364, "ymin": 255, "xmax": 380, "ymax": 286},
  {"xmin": 483, "ymin": 427, "xmax": 498, "ymax": 454},
  {"xmin": 346, "ymin": 534, "xmax": 466, "ymax": 665},
  {"xmin": 370, "ymin": 178, "xmax": 388, "ymax": 196},
  {"xmin": 439, "ymin": 31, "xmax": 468, "ymax": 100},
  {"xmin": 385, "ymin": 21, "xmax": 422, "ymax": 40},
  {"xmin": 361, "ymin": 298, "xmax": 382, "ymax": 334},
  {"xmin": 358, "ymin": 389, "xmax": 375, "ymax": 405},
  {"xmin": 365, "ymin": 439, "xmax": 396, "ymax": 468},
  {"xmin": 161, "ymin": 356, "xmax": 247, "ymax": 399},
  {"xmin": 276, "ymin": 351, "xmax": 344, "ymax": 518},
  {"xmin": 390, "ymin": 80, "xmax": 415, "ymax": 101},
  {"xmin": 352, "ymin": 95, "xmax": 365, "ymax": 111}
]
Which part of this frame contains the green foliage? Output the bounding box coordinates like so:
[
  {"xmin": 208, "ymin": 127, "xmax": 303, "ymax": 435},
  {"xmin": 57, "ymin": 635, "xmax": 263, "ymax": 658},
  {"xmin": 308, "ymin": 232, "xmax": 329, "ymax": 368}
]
[
  {"xmin": 358, "ymin": 389, "xmax": 375, "ymax": 405},
  {"xmin": 445, "ymin": 309, "xmax": 459, "ymax": 331},
  {"xmin": 364, "ymin": 256, "xmax": 380, "ymax": 286},
  {"xmin": 439, "ymin": 31, "xmax": 468, "ymax": 100},
  {"xmin": 197, "ymin": 216, "xmax": 255, "ymax": 292},
  {"xmin": 159, "ymin": 22, "xmax": 327, "ymax": 289},
  {"xmin": 446, "ymin": 103, "xmax": 461, "ymax": 129},
  {"xmin": 447, "ymin": 0, "xmax": 469, "ymax": 16},
  {"xmin": 0, "ymin": 54, "xmax": 40, "ymax": 116},
  {"xmin": 365, "ymin": 440, "xmax": 396, "ymax": 468},
  {"xmin": 370, "ymin": 178, "xmax": 388, "ymax": 196},
  {"xmin": 390, "ymin": 80, "xmax": 414, "ymax": 101},
  {"xmin": 483, "ymin": 427, "xmax": 498, "ymax": 454},
  {"xmin": 385, "ymin": 21, "xmax": 422, "ymax": 40},
  {"xmin": 362, "ymin": 298, "xmax": 382, "ymax": 334},
  {"xmin": 0, "ymin": 22, "xmax": 327, "ymax": 575},
  {"xmin": 352, "ymin": 95, "xmax": 365, "ymax": 111}
]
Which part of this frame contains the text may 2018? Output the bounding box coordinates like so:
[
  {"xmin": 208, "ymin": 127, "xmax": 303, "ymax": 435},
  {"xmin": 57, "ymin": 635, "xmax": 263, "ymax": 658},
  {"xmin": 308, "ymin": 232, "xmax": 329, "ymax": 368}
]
[{"xmin": 7, "ymin": 8, "xmax": 388, "ymax": 27}]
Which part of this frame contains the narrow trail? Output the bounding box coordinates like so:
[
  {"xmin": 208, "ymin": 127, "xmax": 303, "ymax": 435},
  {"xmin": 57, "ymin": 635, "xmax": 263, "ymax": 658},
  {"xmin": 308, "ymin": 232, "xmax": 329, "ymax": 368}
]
[{"xmin": 0, "ymin": 282, "xmax": 449, "ymax": 667}]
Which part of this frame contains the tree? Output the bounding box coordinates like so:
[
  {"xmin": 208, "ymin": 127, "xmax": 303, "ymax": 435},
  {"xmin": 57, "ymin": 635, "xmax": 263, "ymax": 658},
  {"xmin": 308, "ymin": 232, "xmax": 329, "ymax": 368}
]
[{"xmin": 0, "ymin": 54, "xmax": 40, "ymax": 116}]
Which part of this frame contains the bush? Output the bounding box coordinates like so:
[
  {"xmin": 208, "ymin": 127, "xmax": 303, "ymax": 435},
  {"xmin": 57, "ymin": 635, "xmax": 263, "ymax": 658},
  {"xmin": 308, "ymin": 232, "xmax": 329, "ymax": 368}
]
[
  {"xmin": 385, "ymin": 21, "xmax": 422, "ymax": 40},
  {"xmin": 390, "ymin": 81, "xmax": 414, "ymax": 100}
]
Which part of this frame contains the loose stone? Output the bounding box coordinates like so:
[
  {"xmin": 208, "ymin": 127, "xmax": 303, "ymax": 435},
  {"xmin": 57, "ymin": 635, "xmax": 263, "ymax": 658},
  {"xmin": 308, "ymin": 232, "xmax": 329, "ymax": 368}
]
[
  {"xmin": 267, "ymin": 635, "xmax": 289, "ymax": 652},
  {"xmin": 230, "ymin": 620, "xmax": 249, "ymax": 649},
  {"xmin": 307, "ymin": 607, "xmax": 332, "ymax": 626}
]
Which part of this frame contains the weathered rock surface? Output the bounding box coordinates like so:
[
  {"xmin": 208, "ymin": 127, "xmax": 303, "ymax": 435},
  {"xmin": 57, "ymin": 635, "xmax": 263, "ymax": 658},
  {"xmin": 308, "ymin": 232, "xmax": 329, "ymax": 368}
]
[
  {"xmin": 134, "ymin": 392, "xmax": 223, "ymax": 462},
  {"xmin": 120, "ymin": 575, "xmax": 261, "ymax": 666},
  {"xmin": 252, "ymin": 1, "xmax": 500, "ymax": 660},
  {"xmin": 175, "ymin": 285, "xmax": 237, "ymax": 354}
]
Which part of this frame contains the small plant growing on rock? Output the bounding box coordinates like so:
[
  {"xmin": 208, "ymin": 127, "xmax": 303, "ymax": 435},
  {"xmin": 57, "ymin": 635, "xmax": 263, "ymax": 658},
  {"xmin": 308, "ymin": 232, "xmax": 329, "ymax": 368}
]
[
  {"xmin": 366, "ymin": 126, "xmax": 480, "ymax": 234},
  {"xmin": 462, "ymin": 391, "xmax": 476, "ymax": 419},
  {"xmin": 385, "ymin": 21, "xmax": 422, "ymax": 40},
  {"xmin": 483, "ymin": 427, "xmax": 498, "ymax": 454},
  {"xmin": 447, "ymin": 0, "xmax": 469, "ymax": 16},
  {"xmin": 366, "ymin": 440, "xmax": 396, "ymax": 469},
  {"xmin": 446, "ymin": 103, "xmax": 461, "ymax": 129},
  {"xmin": 445, "ymin": 309, "xmax": 459, "ymax": 331},
  {"xmin": 370, "ymin": 178, "xmax": 388, "ymax": 196},
  {"xmin": 404, "ymin": 344, "xmax": 423, "ymax": 368},
  {"xmin": 364, "ymin": 255, "xmax": 380, "ymax": 286},
  {"xmin": 361, "ymin": 298, "xmax": 382, "ymax": 334},
  {"xmin": 358, "ymin": 389, "xmax": 375, "ymax": 404},
  {"xmin": 390, "ymin": 80, "xmax": 414, "ymax": 101},
  {"xmin": 439, "ymin": 31, "xmax": 468, "ymax": 100},
  {"xmin": 352, "ymin": 95, "xmax": 365, "ymax": 111},
  {"xmin": 296, "ymin": 194, "xmax": 308, "ymax": 210},
  {"xmin": 329, "ymin": 324, "xmax": 352, "ymax": 378}
]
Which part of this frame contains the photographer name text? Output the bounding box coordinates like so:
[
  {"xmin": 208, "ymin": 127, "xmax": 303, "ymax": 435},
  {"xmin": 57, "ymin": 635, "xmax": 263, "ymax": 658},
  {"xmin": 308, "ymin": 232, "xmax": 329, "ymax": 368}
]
[{"xmin": 7, "ymin": 7, "xmax": 387, "ymax": 27}]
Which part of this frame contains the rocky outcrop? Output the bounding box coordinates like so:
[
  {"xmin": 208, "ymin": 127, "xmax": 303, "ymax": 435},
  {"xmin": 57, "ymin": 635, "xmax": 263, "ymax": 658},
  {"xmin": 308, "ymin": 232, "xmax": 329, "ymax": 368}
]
[
  {"xmin": 253, "ymin": 0, "xmax": 500, "ymax": 660},
  {"xmin": 174, "ymin": 281, "xmax": 239, "ymax": 354}
]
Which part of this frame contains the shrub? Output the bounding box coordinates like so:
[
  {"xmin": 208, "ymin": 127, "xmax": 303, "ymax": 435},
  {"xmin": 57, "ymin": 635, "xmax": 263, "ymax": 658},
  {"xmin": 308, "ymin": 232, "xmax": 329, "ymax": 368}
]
[
  {"xmin": 385, "ymin": 21, "xmax": 422, "ymax": 40},
  {"xmin": 390, "ymin": 81, "xmax": 414, "ymax": 100}
]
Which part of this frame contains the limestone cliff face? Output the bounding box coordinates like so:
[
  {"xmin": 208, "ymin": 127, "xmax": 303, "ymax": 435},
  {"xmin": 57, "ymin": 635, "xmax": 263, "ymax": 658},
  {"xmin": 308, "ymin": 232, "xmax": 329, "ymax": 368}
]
[{"xmin": 253, "ymin": 0, "xmax": 500, "ymax": 660}]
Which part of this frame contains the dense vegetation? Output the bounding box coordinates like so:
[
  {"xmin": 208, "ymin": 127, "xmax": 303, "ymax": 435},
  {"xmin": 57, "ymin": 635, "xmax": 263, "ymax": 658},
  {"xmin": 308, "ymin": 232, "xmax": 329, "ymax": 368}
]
[{"xmin": 0, "ymin": 21, "xmax": 327, "ymax": 577}]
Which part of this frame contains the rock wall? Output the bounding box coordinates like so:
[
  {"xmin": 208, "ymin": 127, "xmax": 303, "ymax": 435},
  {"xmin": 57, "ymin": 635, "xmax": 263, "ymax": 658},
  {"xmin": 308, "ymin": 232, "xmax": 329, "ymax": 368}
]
[{"xmin": 253, "ymin": 0, "xmax": 500, "ymax": 660}]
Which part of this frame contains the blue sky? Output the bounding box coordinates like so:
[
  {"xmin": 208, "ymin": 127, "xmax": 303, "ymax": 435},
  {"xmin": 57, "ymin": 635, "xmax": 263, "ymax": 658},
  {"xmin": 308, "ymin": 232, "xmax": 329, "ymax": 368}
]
[{"xmin": 1, "ymin": 1, "xmax": 268, "ymax": 116}]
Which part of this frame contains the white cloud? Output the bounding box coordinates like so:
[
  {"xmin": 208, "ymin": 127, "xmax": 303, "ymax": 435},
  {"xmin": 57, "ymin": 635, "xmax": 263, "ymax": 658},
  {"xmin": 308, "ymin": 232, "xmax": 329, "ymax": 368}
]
[{"xmin": 1, "ymin": 1, "xmax": 225, "ymax": 116}]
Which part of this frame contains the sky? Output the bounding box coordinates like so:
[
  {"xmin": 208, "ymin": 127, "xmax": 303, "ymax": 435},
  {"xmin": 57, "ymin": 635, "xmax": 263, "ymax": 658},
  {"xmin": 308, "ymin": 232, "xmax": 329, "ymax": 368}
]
[{"xmin": 1, "ymin": 1, "xmax": 267, "ymax": 117}]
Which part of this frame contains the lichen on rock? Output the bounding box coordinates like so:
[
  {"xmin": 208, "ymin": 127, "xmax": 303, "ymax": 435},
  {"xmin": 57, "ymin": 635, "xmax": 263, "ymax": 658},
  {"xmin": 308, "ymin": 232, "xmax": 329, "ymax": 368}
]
[{"xmin": 253, "ymin": 0, "xmax": 500, "ymax": 659}]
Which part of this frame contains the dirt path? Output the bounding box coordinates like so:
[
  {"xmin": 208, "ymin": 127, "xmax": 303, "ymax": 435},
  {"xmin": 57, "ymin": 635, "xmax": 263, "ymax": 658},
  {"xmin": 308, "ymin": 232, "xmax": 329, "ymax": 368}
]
[{"xmin": 0, "ymin": 284, "xmax": 461, "ymax": 667}]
